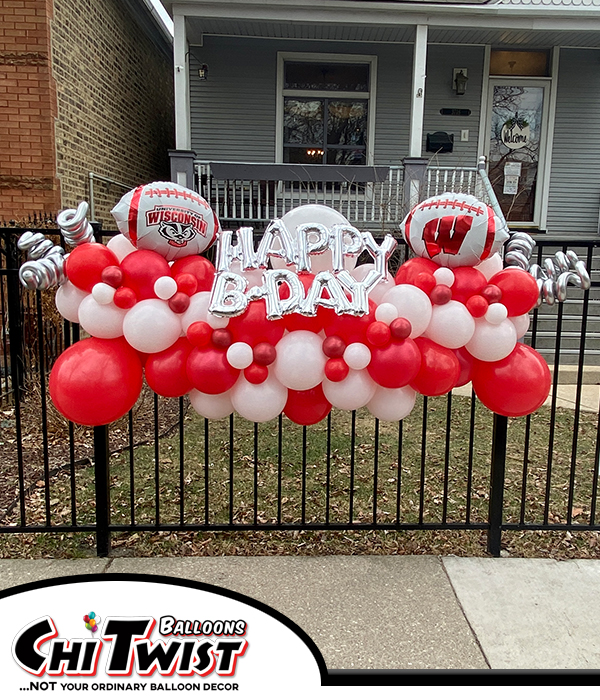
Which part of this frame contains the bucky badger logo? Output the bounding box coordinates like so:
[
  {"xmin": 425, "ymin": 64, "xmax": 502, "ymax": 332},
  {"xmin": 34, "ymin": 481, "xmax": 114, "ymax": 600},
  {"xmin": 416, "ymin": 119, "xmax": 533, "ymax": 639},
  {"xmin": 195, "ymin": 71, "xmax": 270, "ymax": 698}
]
[
  {"xmin": 158, "ymin": 221, "xmax": 197, "ymax": 248},
  {"xmin": 146, "ymin": 206, "xmax": 208, "ymax": 249}
]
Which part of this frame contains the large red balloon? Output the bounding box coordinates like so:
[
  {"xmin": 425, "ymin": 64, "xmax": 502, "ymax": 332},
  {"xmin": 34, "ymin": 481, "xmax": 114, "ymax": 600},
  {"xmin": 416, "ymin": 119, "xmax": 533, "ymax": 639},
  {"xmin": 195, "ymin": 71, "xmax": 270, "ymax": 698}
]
[
  {"xmin": 395, "ymin": 257, "xmax": 439, "ymax": 285},
  {"xmin": 49, "ymin": 337, "xmax": 143, "ymax": 426},
  {"xmin": 120, "ymin": 250, "xmax": 172, "ymax": 300},
  {"xmin": 410, "ymin": 338, "xmax": 460, "ymax": 396},
  {"xmin": 453, "ymin": 346, "xmax": 475, "ymax": 388},
  {"xmin": 471, "ymin": 343, "xmax": 551, "ymax": 417},
  {"xmin": 489, "ymin": 268, "xmax": 539, "ymax": 316},
  {"xmin": 324, "ymin": 299, "xmax": 377, "ymax": 344},
  {"xmin": 64, "ymin": 243, "xmax": 119, "ymax": 292},
  {"xmin": 145, "ymin": 337, "xmax": 193, "ymax": 397},
  {"xmin": 187, "ymin": 346, "xmax": 240, "ymax": 394},
  {"xmin": 368, "ymin": 338, "xmax": 421, "ymax": 388},
  {"xmin": 228, "ymin": 299, "xmax": 286, "ymax": 347},
  {"xmin": 282, "ymin": 273, "xmax": 325, "ymax": 334},
  {"xmin": 451, "ymin": 266, "xmax": 487, "ymax": 304},
  {"xmin": 284, "ymin": 385, "xmax": 332, "ymax": 425},
  {"xmin": 170, "ymin": 255, "xmax": 215, "ymax": 292}
]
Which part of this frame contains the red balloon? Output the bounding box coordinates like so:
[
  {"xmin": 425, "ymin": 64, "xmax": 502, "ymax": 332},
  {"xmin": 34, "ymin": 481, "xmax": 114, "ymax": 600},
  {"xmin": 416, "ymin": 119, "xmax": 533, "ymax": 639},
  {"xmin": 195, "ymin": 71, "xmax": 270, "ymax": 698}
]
[
  {"xmin": 471, "ymin": 343, "xmax": 551, "ymax": 417},
  {"xmin": 466, "ymin": 295, "xmax": 488, "ymax": 318},
  {"xmin": 453, "ymin": 346, "xmax": 476, "ymax": 388},
  {"xmin": 395, "ymin": 257, "xmax": 439, "ymax": 285},
  {"xmin": 366, "ymin": 322, "xmax": 391, "ymax": 348},
  {"xmin": 410, "ymin": 338, "xmax": 460, "ymax": 396},
  {"xmin": 324, "ymin": 299, "xmax": 376, "ymax": 344},
  {"xmin": 120, "ymin": 250, "xmax": 172, "ymax": 300},
  {"xmin": 187, "ymin": 346, "xmax": 239, "ymax": 394},
  {"xmin": 390, "ymin": 317, "xmax": 412, "ymax": 340},
  {"xmin": 168, "ymin": 292, "xmax": 191, "ymax": 314},
  {"xmin": 228, "ymin": 300, "xmax": 286, "ymax": 347},
  {"xmin": 244, "ymin": 363, "xmax": 269, "ymax": 384},
  {"xmin": 481, "ymin": 284, "xmax": 502, "ymax": 304},
  {"xmin": 368, "ymin": 339, "xmax": 421, "ymax": 388},
  {"xmin": 175, "ymin": 273, "xmax": 198, "ymax": 296},
  {"xmin": 64, "ymin": 243, "xmax": 119, "ymax": 292},
  {"xmin": 253, "ymin": 342, "xmax": 277, "ymax": 366},
  {"xmin": 322, "ymin": 335, "xmax": 346, "ymax": 358},
  {"xmin": 284, "ymin": 385, "xmax": 332, "ymax": 426},
  {"xmin": 489, "ymin": 268, "xmax": 539, "ymax": 316},
  {"xmin": 187, "ymin": 321, "xmax": 212, "ymax": 347},
  {"xmin": 282, "ymin": 273, "xmax": 325, "ymax": 334},
  {"xmin": 325, "ymin": 357, "xmax": 349, "ymax": 382},
  {"xmin": 430, "ymin": 284, "xmax": 452, "ymax": 305},
  {"xmin": 170, "ymin": 255, "xmax": 215, "ymax": 292},
  {"xmin": 101, "ymin": 266, "xmax": 123, "ymax": 288},
  {"xmin": 211, "ymin": 328, "xmax": 233, "ymax": 349},
  {"xmin": 113, "ymin": 286, "xmax": 137, "ymax": 309},
  {"xmin": 451, "ymin": 266, "xmax": 487, "ymax": 304},
  {"xmin": 49, "ymin": 337, "xmax": 143, "ymax": 426},
  {"xmin": 145, "ymin": 338, "xmax": 193, "ymax": 397},
  {"xmin": 414, "ymin": 272, "xmax": 437, "ymax": 295}
]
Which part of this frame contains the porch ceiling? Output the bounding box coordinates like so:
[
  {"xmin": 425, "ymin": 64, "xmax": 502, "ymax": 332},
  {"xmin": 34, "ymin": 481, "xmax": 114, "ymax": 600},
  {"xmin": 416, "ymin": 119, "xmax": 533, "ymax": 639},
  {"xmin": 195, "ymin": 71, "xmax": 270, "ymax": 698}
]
[{"xmin": 187, "ymin": 16, "xmax": 600, "ymax": 48}]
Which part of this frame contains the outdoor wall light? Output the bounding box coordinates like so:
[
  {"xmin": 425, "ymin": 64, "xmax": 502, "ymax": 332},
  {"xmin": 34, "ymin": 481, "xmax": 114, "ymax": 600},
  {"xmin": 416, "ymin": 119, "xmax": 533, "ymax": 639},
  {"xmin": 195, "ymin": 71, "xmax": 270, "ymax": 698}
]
[
  {"xmin": 198, "ymin": 64, "xmax": 209, "ymax": 80},
  {"xmin": 453, "ymin": 68, "xmax": 468, "ymax": 95}
]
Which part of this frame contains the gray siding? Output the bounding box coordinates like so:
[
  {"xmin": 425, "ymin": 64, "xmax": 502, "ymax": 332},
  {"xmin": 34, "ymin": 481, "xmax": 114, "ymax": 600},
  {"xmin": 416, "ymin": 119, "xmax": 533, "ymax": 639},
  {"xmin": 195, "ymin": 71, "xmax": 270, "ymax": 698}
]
[{"xmin": 547, "ymin": 49, "xmax": 600, "ymax": 235}]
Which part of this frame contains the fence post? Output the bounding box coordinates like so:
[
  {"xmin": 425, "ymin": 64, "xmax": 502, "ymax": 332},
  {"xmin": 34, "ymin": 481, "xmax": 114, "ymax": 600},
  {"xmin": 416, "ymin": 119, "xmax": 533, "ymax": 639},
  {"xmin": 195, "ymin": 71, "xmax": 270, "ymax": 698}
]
[
  {"xmin": 5, "ymin": 234, "xmax": 24, "ymax": 396},
  {"xmin": 94, "ymin": 425, "xmax": 111, "ymax": 557},
  {"xmin": 487, "ymin": 413, "xmax": 508, "ymax": 556}
]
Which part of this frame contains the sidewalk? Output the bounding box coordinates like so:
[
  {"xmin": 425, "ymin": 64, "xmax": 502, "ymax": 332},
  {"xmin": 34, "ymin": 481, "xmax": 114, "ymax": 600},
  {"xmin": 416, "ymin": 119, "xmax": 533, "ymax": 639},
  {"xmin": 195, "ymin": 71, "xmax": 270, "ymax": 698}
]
[{"xmin": 1, "ymin": 554, "xmax": 599, "ymax": 670}]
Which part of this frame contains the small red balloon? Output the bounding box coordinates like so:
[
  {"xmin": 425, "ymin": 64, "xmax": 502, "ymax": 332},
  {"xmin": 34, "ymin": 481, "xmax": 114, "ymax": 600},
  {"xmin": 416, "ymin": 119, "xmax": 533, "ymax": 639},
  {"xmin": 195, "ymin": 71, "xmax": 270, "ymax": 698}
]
[
  {"xmin": 186, "ymin": 321, "xmax": 212, "ymax": 347},
  {"xmin": 466, "ymin": 295, "xmax": 489, "ymax": 318},
  {"xmin": 187, "ymin": 346, "xmax": 239, "ymax": 394},
  {"xmin": 168, "ymin": 292, "xmax": 191, "ymax": 314},
  {"xmin": 395, "ymin": 257, "xmax": 439, "ymax": 286},
  {"xmin": 175, "ymin": 273, "xmax": 198, "ymax": 297},
  {"xmin": 228, "ymin": 300, "xmax": 286, "ymax": 347},
  {"xmin": 489, "ymin": 268, "xmax": 539, "ymax": 316},
  {"xmin": 120, "ymin": 250, "xmax": 172, "ymax": 300},
  {"xmin": 414, "ymin": 272, "xmax": 437, "ymax": 295},
  {"xmin": 113, "ymin": 286, "xmax": 137, "ymax": 309},
  {"xmin": 244, "ymin": 363, "xmax": 269, "ymax": 384},
  {"xmin": 368, "ymin": 339, "xmax": 421, "ymax": 388},
  {"xmin": 145, "ymin": 338, "xmax": 193, "ymax": 397},
  {"xmin": 253, "ymin": 342, "xmax": 277, "ymax": 366},
  {"xmin": 284, "ymin": 385, "xmax": 332, "ymax": 426},
  {"xmin": 451, "ymin": 266, "xmax": 487, "ymax": 304},
  {"xmin": 322, "ymin": 335, "xmax": 346, "ymax": 358},
  {"xmin": 212, "ymin": 328, "xmax": 233, "ymax": 349},
  {"xmin": 101, "ymin": 265, "xmax": 123, "ymax": 288},
  {"xmin": 410, "ymin": 338, "xmax": 460, "ymax": 396},
  {"xmin": 170, "ymin": 255, "xmax": 215, "ymax": 292},
  {"xmin": 366, "ymin": 322, "xmax": 391, "ymax": 348},
  {"xmin": 389, "ymin": 317, "xmax": 412, "ymax": 340},
  {"xmin": 64, "ymin": 243, "xmax": 120, "ymax": 292},
  {"xmin": 481, "ymin": 284, "xmax": 503, "ymax": 304},
  {"xmin": 430, "ymin": 284, "xmax": 452, "ymax": 306},
  {"xmin": 325, "ymin": 357, "xmax": 349, "ymax": 382}
]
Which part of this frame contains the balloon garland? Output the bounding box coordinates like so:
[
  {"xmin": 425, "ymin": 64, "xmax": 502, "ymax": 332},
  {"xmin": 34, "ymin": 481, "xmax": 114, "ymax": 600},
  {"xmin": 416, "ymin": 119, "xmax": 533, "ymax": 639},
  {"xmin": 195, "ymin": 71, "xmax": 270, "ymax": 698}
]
[{"xmin": 20, "ymin": 180, "xmax": 587, "ymax": 426}]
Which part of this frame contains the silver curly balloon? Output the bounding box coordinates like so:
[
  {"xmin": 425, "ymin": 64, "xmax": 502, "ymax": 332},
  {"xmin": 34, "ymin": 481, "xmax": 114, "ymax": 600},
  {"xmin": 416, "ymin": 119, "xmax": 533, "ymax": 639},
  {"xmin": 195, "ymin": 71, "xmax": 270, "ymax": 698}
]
[
  {"xmin": 18, "ymin": 231, "xmax": 67, "ymax": 290},
  {"xmin": 56, "ymin": 201, "xmax": 95, "ymax": 247}
]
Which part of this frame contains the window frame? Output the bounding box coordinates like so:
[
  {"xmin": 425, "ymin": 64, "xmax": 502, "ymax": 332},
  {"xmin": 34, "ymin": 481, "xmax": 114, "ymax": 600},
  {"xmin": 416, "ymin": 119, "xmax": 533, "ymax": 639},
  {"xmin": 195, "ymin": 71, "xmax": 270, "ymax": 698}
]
[{"xmin": 276, "ymin": 52, "xmax": 377, "ymax": 166}]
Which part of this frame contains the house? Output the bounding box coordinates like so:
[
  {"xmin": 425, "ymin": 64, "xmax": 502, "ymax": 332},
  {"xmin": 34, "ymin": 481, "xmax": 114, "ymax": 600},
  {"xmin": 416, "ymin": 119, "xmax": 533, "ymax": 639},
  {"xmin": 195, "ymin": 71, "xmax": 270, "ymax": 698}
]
[
  {"xmin": 160, "ymin": 0, "xmax": 600, "ymax": 236},
  {"xmin": 0, "ymin": 0, "xmax": 174, "ymax": 226}
]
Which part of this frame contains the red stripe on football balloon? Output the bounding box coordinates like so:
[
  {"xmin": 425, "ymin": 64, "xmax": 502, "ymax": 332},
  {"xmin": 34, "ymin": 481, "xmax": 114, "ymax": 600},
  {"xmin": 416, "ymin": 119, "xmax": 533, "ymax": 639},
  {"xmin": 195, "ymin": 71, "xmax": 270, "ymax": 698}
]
[
  {"xmin": 404, "ymin": 209, "xmax": 414, "ymax": 246},
  {"xmin": 482, "ymin": 206, "xmax": 496, "ymax": 261},
  {"xmin": 128, "ymin": 185, "xmax": 144, "ymax": 246}
]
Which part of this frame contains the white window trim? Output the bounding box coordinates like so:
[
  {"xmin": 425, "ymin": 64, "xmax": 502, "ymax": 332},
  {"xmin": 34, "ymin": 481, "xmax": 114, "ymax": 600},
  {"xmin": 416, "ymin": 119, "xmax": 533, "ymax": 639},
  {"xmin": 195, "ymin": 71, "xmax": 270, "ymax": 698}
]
[{"xmin": 275, "ymin": 51, "xmax": 378, "ymax": 165}]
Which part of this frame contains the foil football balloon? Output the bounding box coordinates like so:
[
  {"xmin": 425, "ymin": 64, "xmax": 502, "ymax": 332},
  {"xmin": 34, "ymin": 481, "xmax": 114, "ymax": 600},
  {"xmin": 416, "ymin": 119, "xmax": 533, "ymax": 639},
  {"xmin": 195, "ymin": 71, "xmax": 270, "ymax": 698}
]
[
  {"xmin": 111, "ymin": 182, "xmax": 221, "ymax": 262},
  {"xmin": 401, "ymin": 192, "xmax": 509, "ymax": 269}
]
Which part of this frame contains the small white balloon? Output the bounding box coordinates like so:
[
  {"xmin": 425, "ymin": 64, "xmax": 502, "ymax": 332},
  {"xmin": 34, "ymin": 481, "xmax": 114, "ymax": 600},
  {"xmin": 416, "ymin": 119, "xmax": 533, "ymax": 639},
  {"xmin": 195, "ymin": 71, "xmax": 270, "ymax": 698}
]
[
  {"xmin": 474, "ymin": 252, "xmax": 504, "ymax": 281},
  {"xmin": 485, "ymin": 302, "xmax": 508, "ymax": 326},
  {"xmin": 78, "ymin": 296, "xmax": 127, "ymax": 339},
  {"xmin": 511, "ymin": 313, "xmax": 530, "ymax": 339},
  {"xmin": 382, "ymin": 284, "xmax": 432, "ymax": 338},
  {"xmin": 154, "ymin": 276, "xmax": 178, "ymax": 300},
  {"xmin": 466, "ymin": 317, "xmax": 517, "ymax": 362},
  {"xmin": 91, "ymin": 282, "xmax": 116, "ymax": 306},
  {"xmin": 343, "ymin": 343, "xmax": 371, "ymax": 371},
  {"xmin": 179, "ymin": 291, "xmax": 229, "ymax": 333},
  {"xmin": 123, "ymin": 299, "xmax": 181, "ymax": 354},
  {"xmin": 231, "ymin": 373, "xmax": 288, "ymax": 423},
  {"xmin": 226, "ymin": 342, "xmax": 254, "ymax": 370},
  {"xmin": 425, "ymin": 300, "xmax": 475, "ymax": 349},
  {"xmin": 273, "ymin": 330, "xmax": 326, "ymax": 391},
  {"xmin": 55, "ymin": 281, "xmax": 88, "ymax": 323},
  {"xmin": 106, "ymin": 233, "xmax": 136, "ymax": 262},
  {"xmin": 189, "ymin": 389, "xmax": 233, "ymax": 420},
  {"xmin": 374, "ymin": 302, "xmax": 399, "ymax": 325},
  {"xmin": 434, "ymin": 268, "xmax": 455, "ymax": 287},
  {"xmin": 367, "ymin": 385, "xmax": 417, "ymax": 422},
  {"xmin": 322, "ymin": 369, "xmax": 376, "ymax": 410}
]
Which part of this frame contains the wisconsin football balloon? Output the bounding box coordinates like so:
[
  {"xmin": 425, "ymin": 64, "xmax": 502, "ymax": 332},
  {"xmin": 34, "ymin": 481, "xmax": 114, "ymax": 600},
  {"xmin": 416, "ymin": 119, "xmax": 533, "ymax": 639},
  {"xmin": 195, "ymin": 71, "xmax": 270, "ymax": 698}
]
[
  {"xmin": 401, "ymin": 193, "xmax": 509, "ymax": 269},
  {"xmin": 111, "ymin": 182, "xmax": 221, "ymax": 261}
]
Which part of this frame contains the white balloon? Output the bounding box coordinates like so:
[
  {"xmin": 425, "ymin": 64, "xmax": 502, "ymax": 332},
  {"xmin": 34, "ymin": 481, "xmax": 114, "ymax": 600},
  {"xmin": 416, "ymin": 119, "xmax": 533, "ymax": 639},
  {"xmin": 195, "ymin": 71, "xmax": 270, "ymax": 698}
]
[
  {"xmin": 343, "ymin": 343, "xmax": 371, "ymax": 371},
  {"xmin": 106, "ymin": 233, "xmax": 136, "ymax": 262},
  {"xmin": 91, "ymin": 282, "xmax": 115, "ymax": 306},
  {"xmin": 434, "ymin": 268, "xmax": 455, "ymax": 287},
  {"xmin": 189, "ymin": 389, "xmax": 233, "ymax": 420},
  {"xmin": 226, "ymin": 342, "xmax": 254, "ymax": 370},
  {"xmin": 382, "ymin": 284, "xmax": 432, "ymax": 338},
  {"xmin": 511, "ymin": 312, "xmax": 530, "ymax": 339},
  {"xmin": 154, "ymin": 276, "xmax": 178, "ymax": 300},
  {"xmin": 485, "ymin": 302, "xmax": 508, "ymax": 326},
  {"xmin": 374, "ymin": 302, "xmax": 398, "ymax": 325},
  {"xmin": 425, "ymin": 300, "xmax": 475, "ymax": 349},
  {"xmin": 323, "ymin": 369, "xmax": 376, "ymax": 410},
  {"xmin": 231, "ymin": 373, "xmax": 288, "ymax": 423},
  {"xmin": 55, "ymin": 281, "xmax": 88, "ymax": 323},
  {"xmin": 123, "ymin": 299, "xmax": 181, "ymax": 353},
  {"xmin": 180, "ymin": 291, "xmax": 229, "ymax": 333},
  {"xmin": 78, "ymin": 296, "xmax": 127, "ymax": 339},
  {"xmin": 273, "ymin": 330, "xmax": 326, "ymax": 391},
  {"xmin": 352, "ymin": 264, "xmax": 395, "ymax": 305},
  {"xmin": 466, "ymin": 318, "xmax": 517, "ymax": 362},
  {"xmin": 474, "ymin": 252, "xmax": 504, "ymax": 281},
  {"xmin": 367, "ymin": 385, "xmax": 417, "ymax": 422}
]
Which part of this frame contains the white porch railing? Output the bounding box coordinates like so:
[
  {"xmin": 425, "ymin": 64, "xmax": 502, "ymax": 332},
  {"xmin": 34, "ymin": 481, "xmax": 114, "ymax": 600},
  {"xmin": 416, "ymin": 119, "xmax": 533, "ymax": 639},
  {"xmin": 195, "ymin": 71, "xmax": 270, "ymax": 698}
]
[{"xmin": 425, "ymin": 166, "xmax": 488, "ymax": 202}]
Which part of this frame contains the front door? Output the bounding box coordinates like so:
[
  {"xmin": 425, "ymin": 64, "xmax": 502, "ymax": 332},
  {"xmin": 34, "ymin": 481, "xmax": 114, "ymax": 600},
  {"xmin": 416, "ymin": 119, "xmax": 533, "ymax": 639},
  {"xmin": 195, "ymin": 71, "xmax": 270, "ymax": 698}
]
[{"xmin": 486, "ymin": 79, "xmax": 550, "ymax": 227}]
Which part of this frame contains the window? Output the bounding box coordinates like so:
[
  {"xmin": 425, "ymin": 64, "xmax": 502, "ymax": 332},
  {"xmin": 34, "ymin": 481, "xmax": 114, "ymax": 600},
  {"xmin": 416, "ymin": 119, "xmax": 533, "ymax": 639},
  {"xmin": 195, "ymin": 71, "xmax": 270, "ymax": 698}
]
[
  {"xmin": 490, "ymin": 50, "xmax": 550, "ymax": 77},
  {"xmin": 278, "ymin": 54, "xmax": 376, "ymax": 165}
]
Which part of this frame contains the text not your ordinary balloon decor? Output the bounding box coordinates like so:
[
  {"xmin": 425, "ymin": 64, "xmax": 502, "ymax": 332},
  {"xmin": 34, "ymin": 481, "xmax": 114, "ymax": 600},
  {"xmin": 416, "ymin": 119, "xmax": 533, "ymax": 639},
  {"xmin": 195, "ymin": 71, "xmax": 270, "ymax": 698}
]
[{"xmin": 34, "ymin": 187, "xmax": 556, "ymax": 427}]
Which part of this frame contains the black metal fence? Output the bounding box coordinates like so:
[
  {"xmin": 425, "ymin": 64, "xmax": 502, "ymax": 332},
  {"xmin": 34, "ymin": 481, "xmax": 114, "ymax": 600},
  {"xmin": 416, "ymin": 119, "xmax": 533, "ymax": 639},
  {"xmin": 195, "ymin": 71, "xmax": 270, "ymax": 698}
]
[{"xmin": 1, "ymin": 226, "xmax": 600, "ymax": 558}]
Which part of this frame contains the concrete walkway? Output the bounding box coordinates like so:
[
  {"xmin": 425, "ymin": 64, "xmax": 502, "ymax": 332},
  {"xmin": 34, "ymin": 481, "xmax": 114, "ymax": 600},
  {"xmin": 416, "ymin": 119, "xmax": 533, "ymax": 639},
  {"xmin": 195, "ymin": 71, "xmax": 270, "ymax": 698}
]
[{"xmin": 1, "ymin": 555, "xmax": 599, "ymax": 670}]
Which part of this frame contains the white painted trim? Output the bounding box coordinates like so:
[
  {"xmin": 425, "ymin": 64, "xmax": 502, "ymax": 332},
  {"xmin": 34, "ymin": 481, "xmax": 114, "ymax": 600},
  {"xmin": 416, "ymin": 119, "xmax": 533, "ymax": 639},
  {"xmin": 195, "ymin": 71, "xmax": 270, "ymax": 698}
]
[
  {"xmin": 477, "ymin": 44, "xmax": 491, "ymax": 161},
  {"xmin": 538, "ymin": 47, "xmax": 560, "ymax": 230},
  {"xmin": 409, "ymin": 25, "xmax": 428, "ymax": 158},
  {"xmin": 173, "ymin": 12, "xmax": 191, "ymax": 150},
  {"xmin": 275, "ymin": 51, "xmax": 378, "ymax": 165}
]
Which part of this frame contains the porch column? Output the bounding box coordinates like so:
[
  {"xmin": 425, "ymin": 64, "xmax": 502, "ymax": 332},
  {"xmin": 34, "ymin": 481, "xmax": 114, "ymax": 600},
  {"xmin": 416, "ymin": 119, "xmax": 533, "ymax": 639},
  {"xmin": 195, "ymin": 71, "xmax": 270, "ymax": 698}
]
[
  {"xmin": 409, "ymin": 24, "xmax": 428, "ymax": 157},
  {"xmin": 173, "ymin": 13, "xmax": 191, "ymax": 151}
]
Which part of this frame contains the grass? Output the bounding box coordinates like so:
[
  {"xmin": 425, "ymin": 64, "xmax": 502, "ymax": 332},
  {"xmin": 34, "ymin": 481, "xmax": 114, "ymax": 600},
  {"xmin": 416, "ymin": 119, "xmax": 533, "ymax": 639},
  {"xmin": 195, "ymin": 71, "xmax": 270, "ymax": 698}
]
[{"xmin": 1, "ymin": 387, "xmax": 599, "ymax": 560}]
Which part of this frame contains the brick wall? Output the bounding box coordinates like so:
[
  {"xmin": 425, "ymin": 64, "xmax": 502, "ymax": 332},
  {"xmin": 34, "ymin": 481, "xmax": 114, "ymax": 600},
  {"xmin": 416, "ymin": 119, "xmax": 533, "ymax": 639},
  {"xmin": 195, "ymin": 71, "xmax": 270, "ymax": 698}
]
[
  {"xmin": 0, "ymin": 0, "xmax": 174, "ymax": 225},
  {"xmin": 0, "ymin": 0, "xmax": 61, "ymax": 222}
]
